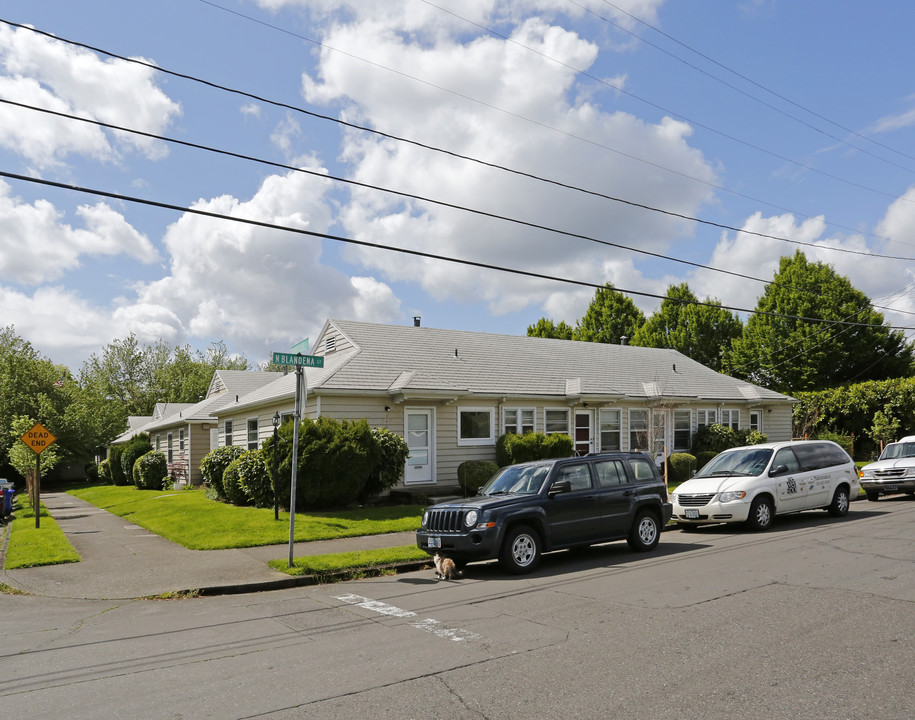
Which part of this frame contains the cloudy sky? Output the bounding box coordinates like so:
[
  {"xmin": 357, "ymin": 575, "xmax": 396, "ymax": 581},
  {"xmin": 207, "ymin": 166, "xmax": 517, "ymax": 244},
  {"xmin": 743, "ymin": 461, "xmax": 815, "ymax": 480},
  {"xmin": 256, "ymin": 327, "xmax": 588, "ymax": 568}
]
[{"xmin": 2, "ymin": 0, "xmax": 915, "ymax": 371}]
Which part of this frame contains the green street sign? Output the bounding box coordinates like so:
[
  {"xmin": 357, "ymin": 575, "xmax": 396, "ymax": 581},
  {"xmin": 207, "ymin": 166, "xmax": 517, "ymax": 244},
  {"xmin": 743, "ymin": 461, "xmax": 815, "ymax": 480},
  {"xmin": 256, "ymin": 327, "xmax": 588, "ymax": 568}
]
[{"xmin": 272, "ymin": 352, "xmax": 324, "ymax": 368}]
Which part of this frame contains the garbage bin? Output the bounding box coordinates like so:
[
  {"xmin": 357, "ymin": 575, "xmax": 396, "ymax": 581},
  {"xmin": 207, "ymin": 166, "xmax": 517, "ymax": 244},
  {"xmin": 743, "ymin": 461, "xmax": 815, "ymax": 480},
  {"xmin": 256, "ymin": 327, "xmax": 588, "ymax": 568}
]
[{"xmin": 0, "ymin": 481, "xmax": 13, "ymax": 516}]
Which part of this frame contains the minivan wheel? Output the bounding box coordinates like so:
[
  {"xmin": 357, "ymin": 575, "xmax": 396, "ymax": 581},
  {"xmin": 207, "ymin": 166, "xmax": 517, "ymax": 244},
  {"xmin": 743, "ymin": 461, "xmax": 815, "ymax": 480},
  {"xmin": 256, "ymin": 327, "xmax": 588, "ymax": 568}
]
[
  {"xmin": 499, "ymin": 525, "xmax": 541, "ymax": 574},
  {"xmin": 827, "ymin": 485, "xmax": 850, "ymax": 517},
  {"xmin": 627, "ymin": 510, "xmax": 660, "ymax": 552},
  {"xmin": 746, "ymin": 496, "xmax": 774, "ymax": 531}
]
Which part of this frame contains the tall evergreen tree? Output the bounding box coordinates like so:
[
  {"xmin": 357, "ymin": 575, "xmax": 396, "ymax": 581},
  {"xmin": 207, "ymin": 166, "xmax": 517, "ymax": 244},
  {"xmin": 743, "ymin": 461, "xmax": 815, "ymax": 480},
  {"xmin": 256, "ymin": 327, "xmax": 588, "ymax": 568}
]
[{"xmin": 729, "ymin": 251, "xmax": 913, "ymax": 393}]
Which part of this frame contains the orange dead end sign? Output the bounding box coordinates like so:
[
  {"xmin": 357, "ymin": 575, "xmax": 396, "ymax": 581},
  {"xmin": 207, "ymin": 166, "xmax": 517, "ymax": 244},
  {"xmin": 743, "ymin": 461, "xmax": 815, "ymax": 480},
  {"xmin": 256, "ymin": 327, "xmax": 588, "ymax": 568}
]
[{"xmin": 21, "ymin": 422, "xmax": 56, "ymax": 454}]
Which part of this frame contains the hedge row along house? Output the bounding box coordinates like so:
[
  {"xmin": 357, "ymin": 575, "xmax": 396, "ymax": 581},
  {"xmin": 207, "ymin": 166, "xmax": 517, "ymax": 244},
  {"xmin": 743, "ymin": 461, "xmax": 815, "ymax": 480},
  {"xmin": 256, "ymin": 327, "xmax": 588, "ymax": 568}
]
[{"xmin": 111, "ymin": 319, "xmax": 796, "ymax": 492}]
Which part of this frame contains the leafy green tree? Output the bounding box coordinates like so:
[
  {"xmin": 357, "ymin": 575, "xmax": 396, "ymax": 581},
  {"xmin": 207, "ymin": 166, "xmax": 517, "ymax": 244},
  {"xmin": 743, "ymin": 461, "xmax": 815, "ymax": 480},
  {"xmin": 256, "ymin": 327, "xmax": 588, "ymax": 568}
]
[
  {"xmin": 869, "ymin": 410, "xmax": 900, "ymax": 452},
  {"xmin": 730, "ymin": 251, "xmax": 913, "ymax": 393},
  {"xmin": 630, "ymin": 283, "xmax": 743, "ymax": 371},
  {"xmin": 573, "ymin": 283, "xmax": 646, "ymax": 344},
  {"xmin": 526, "ymin": 318, "xmax": 574, "ymax": 340}
]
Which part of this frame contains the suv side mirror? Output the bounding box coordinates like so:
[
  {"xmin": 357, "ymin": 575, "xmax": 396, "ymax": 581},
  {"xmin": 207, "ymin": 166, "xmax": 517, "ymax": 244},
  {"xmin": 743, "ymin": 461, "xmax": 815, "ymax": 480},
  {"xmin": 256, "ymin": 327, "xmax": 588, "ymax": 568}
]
[
  {"xmin": 769, "ymin": 464, "xmax": 788, "ymax": 477},
  {"xmin": 549, "ymin": 480, "xmax": 572, "ymax": 496}
]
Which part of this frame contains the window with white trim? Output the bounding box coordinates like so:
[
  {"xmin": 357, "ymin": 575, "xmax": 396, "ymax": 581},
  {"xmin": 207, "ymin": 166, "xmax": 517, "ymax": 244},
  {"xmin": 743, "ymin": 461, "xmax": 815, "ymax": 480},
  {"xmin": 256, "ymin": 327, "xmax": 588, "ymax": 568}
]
[
  {"xmin": 458, "ymin": 407, "xmax": 494, "ymax": 446},
  {"xmin": 545, "ymin": 409, "xmax": 570, "ymax": 435},
  {"xmin": 599, "ymin": 408, "xmax": 621, "ymax": 452},
  {"xmin": 749, "ymin": 410, "xmax": 761, "ymax": 432},
  {"xmin": 652, "ymin": 411, "xmax": 667, "ymax": 456},
  {"xmin": 720, "ymin": 409, "xmax": 739, "ymax": 430},
  {"xmin": 503, "ymin": 408, "xmax": 535, "ymax": 435},
  {"xmin": 179, "ymin": 428, "xmax": 185, "ymax": 452},
  {"xmin": 225, "ymin": 420, "xmax": 233, "ymax": 446},
  {"xmin": 629, "ymin": 409, "xmax": 649, "ymax": 451},
  {"xmin": 167, "ymin": 432, "xmax": 173, "ymax": 463},
  {"xmin": 697, "ymin": 409, "xmax": 717, "ymax": 428},
  {"xmin": 673, "ymin": 410, "xmax": 692, "ymax": 452},
  {"xmin": 247, "ymin": 418, "xmax": 259, "ymax": 451},
  {"xmin": 155, "ymin": 434, "xmax": 161, "ymax": 451}
]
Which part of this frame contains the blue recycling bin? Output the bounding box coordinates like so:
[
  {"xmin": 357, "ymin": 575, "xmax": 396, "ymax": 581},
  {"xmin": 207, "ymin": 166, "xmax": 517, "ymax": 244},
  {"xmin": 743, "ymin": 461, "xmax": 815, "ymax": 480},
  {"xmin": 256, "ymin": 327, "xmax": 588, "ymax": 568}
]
[{"xmin": 1, "ymin": 485, "xmax": 13, "ymax": 515}]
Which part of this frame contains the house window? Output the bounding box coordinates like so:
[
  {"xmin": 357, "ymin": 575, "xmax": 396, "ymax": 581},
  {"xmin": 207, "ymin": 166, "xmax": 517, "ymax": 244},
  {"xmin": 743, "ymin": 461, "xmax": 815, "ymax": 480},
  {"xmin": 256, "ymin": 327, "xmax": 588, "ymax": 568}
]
[
  {"xmin": 281, "ymin": 412, "xmax": 294, "ymax": 426},
  {"xmin": 155, "ymin": 434, "xmax": 161, "ymax": 451},
  {"xmin": 599, "ymin": 409, "xmax": 621, "ymax": 452},
  {"xmin": 247, "ymin": 418, "xmax": 259, "ymax": 451},
  {"xmin": 629, "ymin": 409, "xmax": 649, "ymax": 451},
  {"xmin": 697, "ymin": 409, "xmax": 717, "ymax": 428},
  {"xmin": 720, "ymin": 409, "xmax": 739, "ymax": 430},
  {"xmin": 749, "ymin": 411, "xmax": 761, "ymax": 432},
  {"xmin": 652, "ymin": 412, "xmax": 667, "ymax": 456},
  {"xmin": 167, "ymin": 432, "xmax": 173, "ymax": 464},
  {"xmin": 179, "ymin": 429, "xmax": 185, "ymax": 452},
  {"xmin": 545, "ymin": 409, "xmax": 569, "ymax": 435},
  {"xmin": 225, "ymin": 420, "xmax": 233, "ymax": 446},
  {"xmin": 504, "ymin": 408, "xmax": 535, "ymax": 435},
  {"xmin": 458, "ymin": 408, "xmax": 494, "ymax": 446},
  {"xmin": 673, "ymin": 410, "xmax": 692, "ymax": 452}
]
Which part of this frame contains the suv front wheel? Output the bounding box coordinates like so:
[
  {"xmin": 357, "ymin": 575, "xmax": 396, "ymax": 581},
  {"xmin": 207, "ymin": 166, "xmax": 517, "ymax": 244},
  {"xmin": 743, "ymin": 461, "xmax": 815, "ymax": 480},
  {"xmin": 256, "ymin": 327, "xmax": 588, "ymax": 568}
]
[
  {"xmin": 627, "ymin": 510, "xmax": 660, "ymax": 552},
  {"xmin": 499, "ymin": 525, "xmax": 541, "ymax": 574}
]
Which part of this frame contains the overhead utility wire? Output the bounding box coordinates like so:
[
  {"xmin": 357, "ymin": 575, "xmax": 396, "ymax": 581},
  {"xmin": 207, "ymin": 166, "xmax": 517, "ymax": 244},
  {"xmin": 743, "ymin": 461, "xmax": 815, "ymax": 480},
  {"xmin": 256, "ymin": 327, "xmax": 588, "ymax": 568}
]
[
  {"xmin": 7, "ymin": 18, "xmax": 902, "ymax": 254},
  {"xmin": 9, "ymin": 95, "xmax": 915, "ymax": 302},
  {"xmin": 418, "ymin": 1, "xmax": 915, "ymax": 205},
  {"xmin": 184, "ymin": 7, "xmax": 902, "ymax": 247},
  {"xmin": 594, "ymin": 0, "xmax": 915, "ymax": 166},
  {"xmin": 5, "ymin": 168, "xmax": 914, "ymax": 333}
]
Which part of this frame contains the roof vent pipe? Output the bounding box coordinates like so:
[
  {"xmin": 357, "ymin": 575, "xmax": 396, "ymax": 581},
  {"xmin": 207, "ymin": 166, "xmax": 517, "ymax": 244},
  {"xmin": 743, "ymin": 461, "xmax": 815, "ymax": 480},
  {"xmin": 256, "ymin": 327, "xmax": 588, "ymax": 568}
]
[
  {"xmin": 620, "ymin": 336, "xmax": 628, "ymax": 345},
  {"xmin": 413, "ymin": 316, "xmax": 421, "ymax": 327},
  {"xmin": 454, "ymin": 348, "xmax": 459, "ymax": 359}
]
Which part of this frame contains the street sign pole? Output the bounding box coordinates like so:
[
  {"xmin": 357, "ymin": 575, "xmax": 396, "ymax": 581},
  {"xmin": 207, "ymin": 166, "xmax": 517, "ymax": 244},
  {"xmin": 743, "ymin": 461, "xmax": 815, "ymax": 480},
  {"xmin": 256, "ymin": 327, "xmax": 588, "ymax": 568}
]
[{"xmin": 20, "ymin": 422, "xmax": 56, "ymax": 529}]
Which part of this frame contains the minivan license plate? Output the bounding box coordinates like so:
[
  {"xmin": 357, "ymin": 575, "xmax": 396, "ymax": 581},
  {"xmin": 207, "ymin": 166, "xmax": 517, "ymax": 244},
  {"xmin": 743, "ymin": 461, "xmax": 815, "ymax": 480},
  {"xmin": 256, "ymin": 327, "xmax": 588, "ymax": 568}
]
[
  {"xmin": 428, "ymin": 536, "xmax": 441, "ymax": 548},
  {"xmin": 685, "ymin": 509, "xmax": 699, "ymax": 519}
]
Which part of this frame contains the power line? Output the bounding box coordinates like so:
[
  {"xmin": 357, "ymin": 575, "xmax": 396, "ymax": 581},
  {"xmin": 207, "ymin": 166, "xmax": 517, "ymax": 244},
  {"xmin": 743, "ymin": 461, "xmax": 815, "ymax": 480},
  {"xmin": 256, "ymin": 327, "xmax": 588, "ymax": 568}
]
[
  {"xmin": 4, "ymin": 168, "xmax": 915, "ymax": 333},
  {"xmin": 6, "ymin": 96, "xmax": 915, "ymax": 323}
]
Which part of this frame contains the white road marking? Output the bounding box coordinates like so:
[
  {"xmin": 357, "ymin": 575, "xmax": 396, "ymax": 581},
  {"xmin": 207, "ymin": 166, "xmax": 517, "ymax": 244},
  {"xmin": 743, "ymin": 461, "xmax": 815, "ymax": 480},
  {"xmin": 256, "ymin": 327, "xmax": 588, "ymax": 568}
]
[{"xmin": 333, "ymin": 593, "xmax": 480, "ymax": 643}]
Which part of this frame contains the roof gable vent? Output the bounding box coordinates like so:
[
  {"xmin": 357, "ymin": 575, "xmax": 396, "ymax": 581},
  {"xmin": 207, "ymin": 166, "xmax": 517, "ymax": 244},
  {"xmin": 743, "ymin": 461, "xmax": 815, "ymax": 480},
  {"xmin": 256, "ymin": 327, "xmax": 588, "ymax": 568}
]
[{"xmin": 325, "ymin": 336, "xmax": 337, "ymax": 353}]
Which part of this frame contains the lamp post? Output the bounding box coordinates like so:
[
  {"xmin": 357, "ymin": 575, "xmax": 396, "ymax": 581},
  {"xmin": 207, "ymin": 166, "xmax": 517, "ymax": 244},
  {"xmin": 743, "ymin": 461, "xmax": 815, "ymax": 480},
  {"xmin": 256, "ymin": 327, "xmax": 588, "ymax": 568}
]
[{"xmin": 272, "ymin": 411, "xmax": 280, "ymax": 521}]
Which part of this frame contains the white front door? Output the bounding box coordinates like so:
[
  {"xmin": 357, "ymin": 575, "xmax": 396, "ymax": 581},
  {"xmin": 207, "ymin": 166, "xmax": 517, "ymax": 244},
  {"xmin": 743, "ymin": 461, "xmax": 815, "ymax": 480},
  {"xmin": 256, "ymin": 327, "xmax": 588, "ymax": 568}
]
[
  {"xmin": 405, "ymin": 408, "xmax": 434, "ymax": 484},
  {"xmin": 574, "ymin": 410, "xmax": 594, "ymax": 455}
]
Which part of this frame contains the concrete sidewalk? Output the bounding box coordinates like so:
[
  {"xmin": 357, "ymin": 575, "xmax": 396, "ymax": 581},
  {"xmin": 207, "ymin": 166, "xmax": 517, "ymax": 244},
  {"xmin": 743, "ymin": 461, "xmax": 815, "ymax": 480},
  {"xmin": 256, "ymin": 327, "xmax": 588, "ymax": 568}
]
[{"xmin": 0, "ymin": 492, "xmax": 422, "ymax": 600}]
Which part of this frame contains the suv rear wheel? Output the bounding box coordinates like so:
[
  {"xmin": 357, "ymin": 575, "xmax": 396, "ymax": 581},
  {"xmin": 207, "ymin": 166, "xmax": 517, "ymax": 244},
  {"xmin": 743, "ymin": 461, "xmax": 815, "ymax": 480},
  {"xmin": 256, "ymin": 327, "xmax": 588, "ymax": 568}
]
[
  {"xmin": 499, "ymin": 525, "xmax": 541, "ymax": 574},
  {"xmin": 627, "ymin": 510, "xmax": 660, "ymax": 552}
]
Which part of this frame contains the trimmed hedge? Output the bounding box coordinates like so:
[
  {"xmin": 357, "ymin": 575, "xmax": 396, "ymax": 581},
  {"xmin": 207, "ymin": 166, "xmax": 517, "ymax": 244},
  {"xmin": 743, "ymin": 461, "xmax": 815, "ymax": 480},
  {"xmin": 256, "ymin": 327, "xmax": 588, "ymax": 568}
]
[
  {"xmin": 224, "ymin": 450, "xmax": 272, "ymax": 508},
  {"xmin": 667, "ymin": 453, "xmax": 697, "ymax": 484},
  {"xmin": 133, "ymin": 450, "xmax": 169, "ymax": 490},
  {"xmin": 496, "ymin": 432, "xmax": 574, "ymax": 466},
  {"xmin": 108, "ymin": 445, "xmax": 126, "ymax": 486},
  {"xmin": 359, "ymin": 428, "xmax": 410, "ymax": 503},
  {"xmin": 122, "ymin": 434, "xmax": 152, "ymax": 485},
  {"xmin": 98, "ymin": 458, "xmax": 111, "ymax": 484},
  {"xmin": 200, "ymin": 445, "xmax": 246, "ymax": 498},
  {"xmin": 458, "ymin": 460, "xmax": 499, "ymax": 496}
]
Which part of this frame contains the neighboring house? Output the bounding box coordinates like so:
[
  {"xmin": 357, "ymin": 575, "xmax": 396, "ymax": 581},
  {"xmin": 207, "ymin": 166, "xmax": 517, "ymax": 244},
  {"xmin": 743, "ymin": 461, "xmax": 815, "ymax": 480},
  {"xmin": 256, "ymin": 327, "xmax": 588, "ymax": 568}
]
[
  {"xmin": 110, "ymin": 370, "xmax": 280, "ymax": 485},
  {"xmin": 214, "ymin": 319, "xmax": 796, "ymax": 492}
]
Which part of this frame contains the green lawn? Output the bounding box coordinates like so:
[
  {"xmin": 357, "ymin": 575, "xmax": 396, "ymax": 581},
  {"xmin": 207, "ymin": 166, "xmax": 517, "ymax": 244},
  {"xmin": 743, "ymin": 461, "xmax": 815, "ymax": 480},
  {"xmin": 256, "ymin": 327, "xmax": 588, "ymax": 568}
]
[
  {"xmin": 4, "ymin": 498, "xmax": 81, "ymax": 569},
  {"xmin": 68, "ymin": 485, "xmax": 423, "ymax": 550},
  {"xmin": 270, "ymin": 545, "xmax": 430, "ymax": 577}
]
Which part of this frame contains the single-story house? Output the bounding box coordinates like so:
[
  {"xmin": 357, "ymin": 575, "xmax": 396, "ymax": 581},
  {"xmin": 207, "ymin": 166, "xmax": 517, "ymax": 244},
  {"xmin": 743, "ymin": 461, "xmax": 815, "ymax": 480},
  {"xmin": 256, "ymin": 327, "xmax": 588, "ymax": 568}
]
[
  {"xmin": 110, "ymin": 370, "xmax": 280, "ymax": 485},
  {"xmin": 213, "ymin": 319, "xmax": 796, "ymax": 492}
]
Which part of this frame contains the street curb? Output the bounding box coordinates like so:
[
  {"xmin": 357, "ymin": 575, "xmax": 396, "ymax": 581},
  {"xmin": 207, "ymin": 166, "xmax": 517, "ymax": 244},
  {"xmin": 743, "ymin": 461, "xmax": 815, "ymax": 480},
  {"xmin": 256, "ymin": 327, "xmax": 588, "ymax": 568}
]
[{"xmin": 182, "ymin": 559, "xmax": 433, "ymax": 598}]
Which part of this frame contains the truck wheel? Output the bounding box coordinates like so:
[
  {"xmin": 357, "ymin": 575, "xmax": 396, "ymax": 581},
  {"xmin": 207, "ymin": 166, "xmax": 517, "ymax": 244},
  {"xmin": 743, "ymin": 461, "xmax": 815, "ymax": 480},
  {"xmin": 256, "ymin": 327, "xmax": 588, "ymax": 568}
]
[
  {"xmin": 865, "ymin": 490, "xmax": 880, "ymax": 502},
  {"xmin": 627, "ymin": 510, "xmax": 660, "ymax": 552},
  {"xmin": 499, "ymin": 525, "xmax": 541, "ymax": 574}
]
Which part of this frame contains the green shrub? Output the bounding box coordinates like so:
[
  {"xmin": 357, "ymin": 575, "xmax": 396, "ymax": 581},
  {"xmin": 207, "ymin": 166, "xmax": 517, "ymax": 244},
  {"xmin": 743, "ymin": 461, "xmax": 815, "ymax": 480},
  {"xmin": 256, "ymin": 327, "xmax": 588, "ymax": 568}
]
[
  {"xmin": 222, "ymin": 455, "xmax": 250, "ymax": 506},
  {"xmin": 84, "ymin": 462, "xmax": 99, "ymax": 482},
  {"xmin": 695, "ymin": 450, "xmax": 718, "ymax": 470},
  {"xmin": 273, "ymin": 417, "xmax": 381, "ymax": 511},
  {"xmin": 98, "ymin": 458, "xmax": 111, "ymax": 484},
  {"xmin": 133, "ymin": 451, "xmax": 169, "ymax": 490},
  {"xmin": 458, "ymin": 460, "xmax": 499, "ymax": 496},
  {"xmin": 108, "ymin": 445, "xmax": 126, "ymax": 486},
  {"xmin": 122, "ymin": 434, "xmax": 153, "ymax": 487},
  {"xmin": 692, "ymin": 424, "xmax": 740, "ymax": 454},
  {"xmin": 497, "ymin": 432, "xmax": 574, "ymax": 465},
  {"xmin": 811, "ymin": 429, "xmax": 852, "ymax": 455},
  {"xmin": 667, "ymin": 453, "xmax": 697, "ymax": 484},
  {"xmin": 234, "ymin": 450, "xmax": 271, "ymax": 508},
  {"xmin": 200, "ymin": 445, "xmax": 246, "ymax": 498},
  {"xmin": 738, "ymin": 429, "xmax": 769, "ymax": 446},
  {"xmin": 360, "ymin": 427, "xmax": 410, "ymax": 503}
]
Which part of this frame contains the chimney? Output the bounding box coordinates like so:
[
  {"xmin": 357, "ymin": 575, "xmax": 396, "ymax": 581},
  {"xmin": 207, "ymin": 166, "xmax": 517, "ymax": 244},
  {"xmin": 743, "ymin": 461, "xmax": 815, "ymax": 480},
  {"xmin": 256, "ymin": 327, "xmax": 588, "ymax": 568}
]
[{"xmin": 413, "ymin": 316, "xmax": 421, "ymax": 327}]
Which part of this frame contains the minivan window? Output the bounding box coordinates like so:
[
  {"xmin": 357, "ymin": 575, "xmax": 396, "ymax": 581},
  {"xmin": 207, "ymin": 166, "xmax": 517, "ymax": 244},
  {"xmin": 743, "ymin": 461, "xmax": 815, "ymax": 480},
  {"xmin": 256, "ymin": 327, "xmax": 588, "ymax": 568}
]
[
  {"xmin": 695, "ymin": 448, "xmax": 773, "ymax": 478},
  {"xmin": 820, "ymin": 444, "xmax": 852, "ymax": 467},
  {"xmin": 792, "ymin": 443, "xmax": 828, "ymax": 471},
  {"xmin": 771, "ymin": 447, "xmax": 801, "ymax": 474}
]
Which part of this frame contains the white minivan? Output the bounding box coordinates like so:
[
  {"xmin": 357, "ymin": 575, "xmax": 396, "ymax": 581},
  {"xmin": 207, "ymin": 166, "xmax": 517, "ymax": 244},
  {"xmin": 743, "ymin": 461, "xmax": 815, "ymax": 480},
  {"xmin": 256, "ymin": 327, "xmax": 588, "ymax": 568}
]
[{"xmin": 671, "ymin": 440, "xmax": 860, "ymax": 531}]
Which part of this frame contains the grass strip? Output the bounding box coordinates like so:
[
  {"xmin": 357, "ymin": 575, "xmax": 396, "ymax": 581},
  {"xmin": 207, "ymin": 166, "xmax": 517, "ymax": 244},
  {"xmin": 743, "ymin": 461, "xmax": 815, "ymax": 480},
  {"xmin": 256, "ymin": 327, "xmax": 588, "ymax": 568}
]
[
  {"xmin": 269, "ymin": 545, "xmax": 430, "ymax": 577},
  {"xmin": 4, "ymin": 498, "xmax": 81, "ymax": 569},
  {"xmin": 68, "ymin": 484, "xmax": 423, "ymax": 550}
]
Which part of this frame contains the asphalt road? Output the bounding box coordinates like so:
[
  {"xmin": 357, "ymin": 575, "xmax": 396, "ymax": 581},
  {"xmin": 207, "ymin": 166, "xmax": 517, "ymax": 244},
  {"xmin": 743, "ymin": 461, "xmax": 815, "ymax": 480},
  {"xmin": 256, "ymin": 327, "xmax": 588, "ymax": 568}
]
[{"xmin": 3, "ymin": 498, "xmax": 913, "ymax": 720}]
